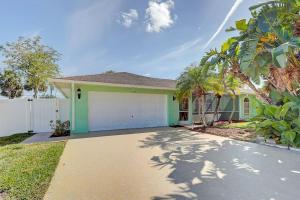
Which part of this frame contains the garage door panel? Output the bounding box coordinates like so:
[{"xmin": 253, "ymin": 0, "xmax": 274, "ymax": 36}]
[{"xmin": 88, "ymin": 92, "xmax": 167, "ymax": 131}]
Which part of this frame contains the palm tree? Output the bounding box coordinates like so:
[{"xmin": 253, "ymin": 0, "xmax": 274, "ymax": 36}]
[
  {"xmin": 201, "ymin": 44, "xmax": 272, "ymax": 104},
  {"xmin": 225, "ymin": 75, "xmax": 241, "ymax": 123},
  {"xmin": 226, "ymin": 0, "xmax": 300, "ymax": 96},
  {"xmin": 176, "ymin": 65, "xmax": 210, "ymax": 127},
  {"xmin": 201, "ymin": 53, "xmax": 242, "ymax": 124},
  {"xmin": 206, "ymin": 75, "xmax": 225, "ymax": 126}
]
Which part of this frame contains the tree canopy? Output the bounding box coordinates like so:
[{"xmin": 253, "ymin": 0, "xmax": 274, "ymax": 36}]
[
  {"xmin": 181, "ymin": 0, "xmax": 300, "ymax": 146},
  {"xmin": 0, "ymin": 70, "xmax": 23, "ymax": 99},
  {"xmin": 0, "ymin": 36, "xmax": 60, "ymax": 98},
  {"xmin": 176, "ymin": 64, "xmax": 212, "ymax": 126}
]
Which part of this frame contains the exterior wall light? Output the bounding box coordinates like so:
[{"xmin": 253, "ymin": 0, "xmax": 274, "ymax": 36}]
[
  {"xmin": 173, "ymin": 96, "xmax": 176, "ymax": 101},
  {"xmin": 77, "ymin": 88, "xmax": 81, "ymax": 99}
]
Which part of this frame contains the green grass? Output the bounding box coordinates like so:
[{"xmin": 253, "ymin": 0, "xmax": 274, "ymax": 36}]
[
  {"xmin": 217, "ymin": 122, "xmax": 255, "ymax": 129},
  {"xmin": 0, "ymin": 133, "xmax": 35, "ymax": 147},
  {"xmin": 0, "ymin": 142, "xmax": 65, "ymax": 200}
]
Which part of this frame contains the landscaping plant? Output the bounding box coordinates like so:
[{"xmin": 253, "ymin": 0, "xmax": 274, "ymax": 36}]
[
  {"xmin": 253, "ymin": 91, "xmax": 300, "ymax": 148},
  {"xmin": 50, "ymin": 120, "xmax": 70, "ymax": 137},
  {"xmin": 176, "ymin": 65, "xmax": 211, "ymax": 127},
  {"xmin": 226, "ymin": 0, "xmax": 300, "ymax": 99},
  {"xmin": 197, "ymin": 0, "xmax": 300, "ymax": 144}
]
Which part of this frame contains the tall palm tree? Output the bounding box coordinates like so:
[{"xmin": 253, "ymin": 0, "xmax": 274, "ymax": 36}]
[
  {"xmin": 176, "ymin": 65, "xmax": 210, "ymax": 127},
  {"xmin": 206, "ymin": 75, "xmax": 225, "ymax": 126},
  {"xmin": 201, "ymin": 45, "xmax": 272, "ymax": 104},
  {"xmin": 226, "ymin": 0, "xmax": 300, "ymax": 96},
  {"xmin": 225, "ymin": 75, "xmax": 241, "ymax": 123},
  {"xmin": 201, "ymin": 53, "xmax": 242, "ymax": 124}
]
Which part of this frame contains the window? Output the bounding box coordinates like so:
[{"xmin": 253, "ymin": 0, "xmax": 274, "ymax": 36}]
[
  {"xmin": 179, "ymin": 98, "xmax": 189, "ymax": 121},
  {"xmin": 244, "ymin": 98, "xmax": 250, "ymax": 116}
]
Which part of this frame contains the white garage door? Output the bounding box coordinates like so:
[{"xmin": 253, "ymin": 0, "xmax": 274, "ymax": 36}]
[{"xmin": 88, "ymin": 92, "xmax": 168, "ymax": 131}]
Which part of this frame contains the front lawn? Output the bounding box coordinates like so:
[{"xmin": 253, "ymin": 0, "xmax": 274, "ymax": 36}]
[
  {"xmin": 0, "ymin": 142, "xmax": 65, "ymax": 200},
  {"xmin": 0, "ymin": 132, "xmax": 35, "ymax": 147}
]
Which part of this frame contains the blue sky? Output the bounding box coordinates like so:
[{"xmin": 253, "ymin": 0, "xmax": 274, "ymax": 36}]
[{"xmin": 0, "ymin": 0, "xmax": 263, "ymax": 79}]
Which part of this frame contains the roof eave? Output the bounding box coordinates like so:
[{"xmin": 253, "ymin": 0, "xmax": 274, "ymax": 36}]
[{"xmin": 48, "ymin": 78, "xmax": 176, "ymax": 91}]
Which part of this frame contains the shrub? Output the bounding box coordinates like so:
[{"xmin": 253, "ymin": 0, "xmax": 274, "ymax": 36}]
[
  {"xmin": 50, "ymin": 120, "xmax": 70, "ymax": 137},
  {"xmin": 253, "ymin": 92, "xmax": 300, "ymax": 148}
]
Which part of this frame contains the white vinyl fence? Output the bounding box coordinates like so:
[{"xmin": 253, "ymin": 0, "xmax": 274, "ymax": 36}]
[{"xmin": 0, "ymin": 98, "xmax": 70, "ymax": 137}]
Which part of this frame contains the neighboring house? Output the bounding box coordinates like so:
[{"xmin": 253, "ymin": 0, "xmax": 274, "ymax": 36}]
[{"xmin": 50, "ymin": 72, "xmax": 256, "ymax": 134}]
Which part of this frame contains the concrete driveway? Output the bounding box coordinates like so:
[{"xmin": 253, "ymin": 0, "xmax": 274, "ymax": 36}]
[{"xmin": 44, "ymin": 127, "xmax": 300, "ymax": 200}]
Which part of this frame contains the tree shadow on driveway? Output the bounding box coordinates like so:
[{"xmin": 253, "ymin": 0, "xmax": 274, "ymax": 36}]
[{"xmin": 139, "ymin": 129, "xmax": 300, "ymax": 200}]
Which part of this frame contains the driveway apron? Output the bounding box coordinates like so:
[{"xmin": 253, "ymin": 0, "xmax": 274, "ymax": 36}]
[{"xmin": 44, "ymin": 128, "xmax": 300, "ymax": 200}]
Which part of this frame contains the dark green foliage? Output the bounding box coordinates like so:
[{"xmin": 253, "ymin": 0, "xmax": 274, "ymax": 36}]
[
  {"xmin": 253, "ymin": 91, "xmax": 300, "ymax": 147},
  {"xmin": 50, "ymin": 120, "xmax": 70, "ymax": 137},
  {"xmin": 176, "ymin": 65, "xmax": 211, "ymax": 127},
  {"xmin": 0, "ymin": 36, "xmax": 60, "ymax": 98},
  {"xmin": 0, "ymin": 132, "xmax": 34, "ymax": 146},
  {"xmin": 226, "ymin": 0, "xmax": 300, "ymax": 94},
  {"xmin": 0, "ymin": 70, "xmax": 23, "ymax": 99}
]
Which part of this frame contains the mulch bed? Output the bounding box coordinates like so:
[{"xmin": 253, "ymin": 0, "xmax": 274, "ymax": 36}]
[{"xmin": 189, "ymin": 126, "xmax": 256, "ymax": 142}]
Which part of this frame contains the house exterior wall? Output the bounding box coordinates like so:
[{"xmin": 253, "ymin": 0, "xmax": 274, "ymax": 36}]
[
  {"xmin": 67, "ymin": 82, "xmax": 257, "ymax": 134},
  {"xmin": 218, "ymin": 94, "xmax": 240, "ymax": 121},
  {"xmin": 191, "ymin": 94, "xmax": 257, "ymax": 122},
  {"xmin": 191, "ymin": 94, "xmax": 239, "ymax": 122},
  {"xmin": 217, "ymin": 94, "xmax": 257, "ymax": 121},
  {"xmin": 70, "ymin": 83, "xmax": 179, "ymax": 134},
  {"xmin": 167, "ymin": 95, "xmax": 180, "ymax": 126},
  {"xmin": 195, "ymin": 94, "xmax": 240, "ymax": 121},
  {"xmin": 239, "ymin": 94, "xmax": 257, "ymax": 120}
]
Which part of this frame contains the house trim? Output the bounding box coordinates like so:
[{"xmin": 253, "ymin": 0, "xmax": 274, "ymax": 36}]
[{"xmin": 49, "ymin": 78, "xmax": 176, "ymax": 91}]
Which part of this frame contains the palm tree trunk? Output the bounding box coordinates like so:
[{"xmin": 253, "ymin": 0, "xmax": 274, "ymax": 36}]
[
  {"xmin": 237, "ymin": 73, "xmax": 272, "ymax": 104},
  {"xmin": 210, "ymin": 95, "xmax": 221, "ymax": 126},
  {"xmin": 33, "ymin": 87, "xmax": 38, "ymax": 99},
  {"xmin": 201, "ymin": 95, "xmax": 207, "ymax": 127},
  {"xmin": 229, "ymin": 90, "xmax": 236, "ymax": 123},
  {"xmin": 231, "ymin": 63, "xmax": 271, "ymax": 104},
  {"xmin": 198, "ymin": 96, "xmax": 201, "ymax": 122}
]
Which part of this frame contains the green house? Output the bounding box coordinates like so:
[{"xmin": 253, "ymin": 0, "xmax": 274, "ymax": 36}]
[{"xmin": 50, "ymin": 72, "xmax": 257, "ymax": 134}]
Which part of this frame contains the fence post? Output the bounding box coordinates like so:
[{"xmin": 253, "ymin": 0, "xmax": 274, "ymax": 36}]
[{"xmin": 27, "ymin": 98, "xmax": 34, "ymax": 133}]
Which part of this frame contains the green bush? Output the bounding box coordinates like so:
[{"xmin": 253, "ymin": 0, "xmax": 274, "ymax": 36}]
[
  {"xmin": 50, "ymin": 120, "xmax": 70, "ymax": 137},
  {"xmin": 253, "ymin": 92, "xmax": 300, "ymax": 148}
]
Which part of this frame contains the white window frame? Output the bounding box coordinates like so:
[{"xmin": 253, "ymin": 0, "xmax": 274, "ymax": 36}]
[
  {"xmin": 179, "ymin": 98, "xmax": 189, "ymax": 122},
  {"xmin": 244, "ymin": 97, "xmax": 250, "ymax": 117}
]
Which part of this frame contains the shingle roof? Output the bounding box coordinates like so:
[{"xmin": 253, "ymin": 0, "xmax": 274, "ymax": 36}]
[
  {"xmin": 239, "ymin": 85, "xmax": 255, "ymax": 94},
  {"xmin": 57, "ymin": 72, "xmax": 176, "ymax": 89}
]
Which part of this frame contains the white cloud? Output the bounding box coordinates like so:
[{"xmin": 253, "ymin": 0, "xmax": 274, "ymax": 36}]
[
  {"xmin": 67, "ymin": 0, "xmax": 121, "ymax": 50},
  {"xmin": 119, "ymin": 9, "xmax": 139, "ymax": 28},
  {"xmin": 145, "ymin": 0, "xmax": 175, "ymax": 33},
  {"xmin": 203, "ymin": 0, "xmax": 243, "ymax": 50}
]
